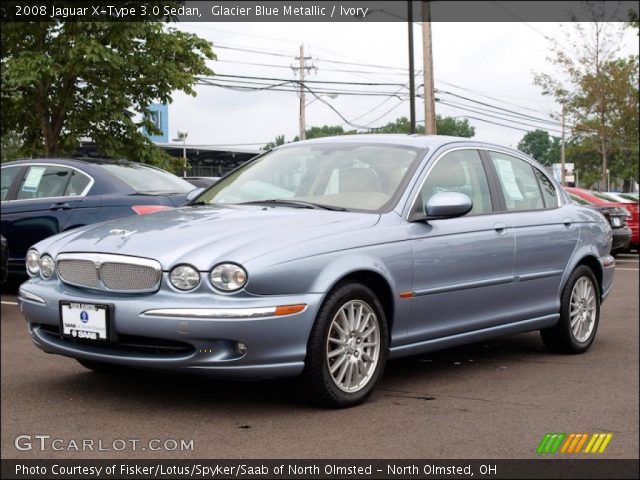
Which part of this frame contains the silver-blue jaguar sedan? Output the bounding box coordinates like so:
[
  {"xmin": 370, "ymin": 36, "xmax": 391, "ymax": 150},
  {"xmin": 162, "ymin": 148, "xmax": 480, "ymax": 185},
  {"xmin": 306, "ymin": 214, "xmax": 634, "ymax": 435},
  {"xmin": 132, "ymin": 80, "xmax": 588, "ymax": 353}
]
[{"xmin": 18, "ymin": 135, "xmax": 614, "ymax": 407}]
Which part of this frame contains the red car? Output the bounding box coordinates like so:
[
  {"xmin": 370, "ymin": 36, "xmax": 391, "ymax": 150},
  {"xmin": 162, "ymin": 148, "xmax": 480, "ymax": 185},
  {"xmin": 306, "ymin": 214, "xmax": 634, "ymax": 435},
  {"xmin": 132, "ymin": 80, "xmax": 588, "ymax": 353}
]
[{"xmin": 566, "ymin": 187, "xmax": 639, "ymax": 250}]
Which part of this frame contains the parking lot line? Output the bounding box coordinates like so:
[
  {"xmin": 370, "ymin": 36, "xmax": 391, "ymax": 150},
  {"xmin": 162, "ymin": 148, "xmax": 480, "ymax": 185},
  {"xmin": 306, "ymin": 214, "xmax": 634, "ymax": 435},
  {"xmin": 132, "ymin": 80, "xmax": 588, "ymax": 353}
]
[{"xmin": 616, "ymin": 268, "xmax": 639, "ymax": 271}]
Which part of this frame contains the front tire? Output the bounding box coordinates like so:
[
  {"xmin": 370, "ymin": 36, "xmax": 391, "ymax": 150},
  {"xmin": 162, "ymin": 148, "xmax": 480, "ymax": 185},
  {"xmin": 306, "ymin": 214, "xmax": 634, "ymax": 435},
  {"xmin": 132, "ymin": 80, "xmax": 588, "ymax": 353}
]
[
  {"xmin": 541, "ymin": 265, "xmax": 600, "ymax": 354},
  {"xmin": 302, "ymin": 283, "xmax": 389, "ymax": 408}
]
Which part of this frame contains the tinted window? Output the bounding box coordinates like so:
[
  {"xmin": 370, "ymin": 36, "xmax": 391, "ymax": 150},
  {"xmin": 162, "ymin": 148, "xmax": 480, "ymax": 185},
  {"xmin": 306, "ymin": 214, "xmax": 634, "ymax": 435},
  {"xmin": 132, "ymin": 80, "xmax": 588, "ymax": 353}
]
[
  {"xmin": 15, "ymin": 166, "xmax": 82, "ymax": 200},
  {"xmin": 65, "ymin": 170, "xmax": 92, "ymax": 196},
  {"xmin": 489, "ymin": 152, "xmax": 544, "ymax": 211},
  {"xmin": 420, "ymin": 149, "xmax": 493, "ymax": 215},
  {"xmin": 533, "ymin": 168, "xmax": 558, "ymax": 208},
  {"xmin": 1, "ymin": 166, "xmax": 20, "ymax": 201},
  {"xmin": 98, "ymin": 163, "xmax": 193, "ymax": 194}
]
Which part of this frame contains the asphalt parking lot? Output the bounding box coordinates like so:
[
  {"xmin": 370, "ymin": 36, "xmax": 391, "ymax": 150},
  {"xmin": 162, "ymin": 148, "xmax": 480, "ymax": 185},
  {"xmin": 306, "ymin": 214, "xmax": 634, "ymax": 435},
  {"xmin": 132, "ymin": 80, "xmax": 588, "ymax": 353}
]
[{"xmin": 1, "ymin": 255, "xmax": 638, "ymax": 460}]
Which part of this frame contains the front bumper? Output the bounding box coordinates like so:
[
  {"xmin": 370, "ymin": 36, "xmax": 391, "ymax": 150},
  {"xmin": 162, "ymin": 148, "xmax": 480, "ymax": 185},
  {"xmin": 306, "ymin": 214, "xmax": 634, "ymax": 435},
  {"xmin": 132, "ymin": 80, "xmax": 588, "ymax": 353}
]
[{"xmin": 18, "ymin": 279, "xmax": 323, "ymax": 379}]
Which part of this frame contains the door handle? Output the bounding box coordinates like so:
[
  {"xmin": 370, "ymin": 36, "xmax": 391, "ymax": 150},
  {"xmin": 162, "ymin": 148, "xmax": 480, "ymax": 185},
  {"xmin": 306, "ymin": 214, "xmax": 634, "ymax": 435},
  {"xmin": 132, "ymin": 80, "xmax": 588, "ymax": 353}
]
[
  {"xmin": 50, "ymin": 202, "xmax": 72, "ymax": 210},
  {"xmin": 493, "ymin": 222, "xmax": 508, "ymax": 236},
  {"xmin": 562, "ymin": 217, "xmax": 574, "ymax": 229}
]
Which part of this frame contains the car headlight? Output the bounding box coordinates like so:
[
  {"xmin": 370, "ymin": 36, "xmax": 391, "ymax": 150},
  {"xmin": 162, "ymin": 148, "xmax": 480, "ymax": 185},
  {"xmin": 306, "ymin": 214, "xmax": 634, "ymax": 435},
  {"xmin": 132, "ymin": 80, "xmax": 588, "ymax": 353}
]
[
  {"xmin": 26, "ymin": 249, "xmax": 40, "ymax": 276},
  {"xmin": 169, "ymin": 265, "xmax": 200, "ymax": 291},
  {"xmin": 210, "ymin": 263, "xmax": 247, "ymax": 292},
  {"xmin": 39, "ymin": 254, "xmax": 55, "ymax": 279}
]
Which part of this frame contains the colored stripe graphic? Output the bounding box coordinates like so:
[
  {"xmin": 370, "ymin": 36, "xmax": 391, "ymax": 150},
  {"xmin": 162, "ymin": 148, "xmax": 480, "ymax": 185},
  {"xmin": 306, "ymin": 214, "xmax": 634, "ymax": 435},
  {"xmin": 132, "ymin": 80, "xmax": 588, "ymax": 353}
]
[
  {"xmin": 537, "ymin": 433, "xmax": 566, "ymax": 454},
  {"xmin": 539, "ymin": 433, "xmax": 613, "ymax": 454},
  {"xmin": 584, "ymin": 433, "xmax": 614, "ymax": 454}
]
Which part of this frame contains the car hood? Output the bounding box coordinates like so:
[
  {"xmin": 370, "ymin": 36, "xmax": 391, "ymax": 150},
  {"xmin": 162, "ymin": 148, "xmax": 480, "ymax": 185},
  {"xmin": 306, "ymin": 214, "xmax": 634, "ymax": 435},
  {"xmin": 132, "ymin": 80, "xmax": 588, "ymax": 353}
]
[{"xmin": 39, "ymin": 205, "xmax": 380, "ymax": 269}]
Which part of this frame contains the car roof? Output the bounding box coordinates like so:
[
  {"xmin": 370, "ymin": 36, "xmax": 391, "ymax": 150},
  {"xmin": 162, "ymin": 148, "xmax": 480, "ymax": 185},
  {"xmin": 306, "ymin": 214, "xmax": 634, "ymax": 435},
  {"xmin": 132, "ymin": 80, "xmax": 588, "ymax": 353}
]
[{"xmin": 276, "ymin": 133, "xmax": 515, "ymax": 151}]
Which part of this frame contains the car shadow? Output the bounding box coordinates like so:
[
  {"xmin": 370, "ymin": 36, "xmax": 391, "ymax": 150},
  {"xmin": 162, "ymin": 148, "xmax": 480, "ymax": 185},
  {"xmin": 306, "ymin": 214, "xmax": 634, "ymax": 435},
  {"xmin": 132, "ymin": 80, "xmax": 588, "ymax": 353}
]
[{"xmin": 36, "ymin": 332, "xmax": 550, "ymax": 412}]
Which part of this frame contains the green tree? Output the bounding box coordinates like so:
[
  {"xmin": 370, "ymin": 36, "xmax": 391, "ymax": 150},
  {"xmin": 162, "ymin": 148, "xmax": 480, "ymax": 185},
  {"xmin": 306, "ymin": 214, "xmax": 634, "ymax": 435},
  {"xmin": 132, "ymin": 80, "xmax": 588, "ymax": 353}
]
[
  {"xmin": 1, "ymin": 131, "xmax": 24, "ymax": 162},
  {"xmin": 263, "ymin": 134, "xmax": 286, "ymax": 151},
  {"xmin": 371, "ymin": 115, "xmax": 474, "ymax": 137},
  {"xmin": 1, "ymin": 21, "xmax": 214, "ymax": 171},
  {"xmin": 533, "ymin": 19, "xmax": 635, "ymax": 188},
  {"xmin": 293, "ymin": 125, "xmax": 351, "ymax": 142},
  {"xmin": 517, "ymin": 129, "xmax": 561, "ymax": 166},
  {"xmin": 435, "ymin": 115, "xmax": 475, "ymax": 137}
]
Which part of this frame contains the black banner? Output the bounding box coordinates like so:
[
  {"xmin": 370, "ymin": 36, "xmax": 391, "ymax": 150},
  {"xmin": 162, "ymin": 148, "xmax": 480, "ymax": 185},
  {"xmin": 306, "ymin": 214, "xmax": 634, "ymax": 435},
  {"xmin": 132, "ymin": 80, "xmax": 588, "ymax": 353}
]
[
  {"xmin": 2, "ymin": 459, "xmax": 639, "ymax": 479},
  {"xmin": 1, "ymin": 1, "xmax": 638, "ymax": 22}
]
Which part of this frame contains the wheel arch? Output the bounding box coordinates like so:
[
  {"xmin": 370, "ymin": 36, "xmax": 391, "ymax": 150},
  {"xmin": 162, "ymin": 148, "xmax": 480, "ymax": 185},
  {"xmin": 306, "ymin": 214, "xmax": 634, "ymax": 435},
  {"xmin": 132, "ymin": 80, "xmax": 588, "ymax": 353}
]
[{"xmin": 324, "ymin": 270, "xmax": 396, "ymax": 339}]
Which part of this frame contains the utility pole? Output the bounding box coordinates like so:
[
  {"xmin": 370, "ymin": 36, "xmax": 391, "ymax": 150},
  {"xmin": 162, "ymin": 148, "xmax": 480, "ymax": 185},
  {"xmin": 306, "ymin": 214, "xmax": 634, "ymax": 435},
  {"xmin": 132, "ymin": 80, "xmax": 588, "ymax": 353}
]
[
  {"xmin": 293, "ymin": 44, "xmax": 314, "ymax": 140},
  {"xmin": 407, "ymin": 1, "xmax": 416, "ymax": 134},
  {"xmin": 560, "ymin": 103, "xmax": 566, "ymax": 186},
  {"xmin": 422, "ymin": 1, "xmax": 436, "ymax": 135}
]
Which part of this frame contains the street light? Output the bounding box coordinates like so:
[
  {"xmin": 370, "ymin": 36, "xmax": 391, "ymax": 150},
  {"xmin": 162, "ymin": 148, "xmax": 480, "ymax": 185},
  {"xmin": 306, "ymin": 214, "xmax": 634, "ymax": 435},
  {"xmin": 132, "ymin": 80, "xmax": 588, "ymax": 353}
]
[{"xmin": 172, "ymin": 130, "xmax": 188, "ymax": 177}]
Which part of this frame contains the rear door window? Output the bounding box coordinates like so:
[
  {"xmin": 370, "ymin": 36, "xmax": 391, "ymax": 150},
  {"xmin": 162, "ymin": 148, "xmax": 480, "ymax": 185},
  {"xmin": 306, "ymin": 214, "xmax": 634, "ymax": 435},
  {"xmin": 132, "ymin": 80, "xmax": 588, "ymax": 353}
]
[
  {"xmin": 489, "ymin": 152, "xmax": 545, "ymax": 211},
  {"xmin": 15, "ymin": 166, "xmax": 89, "ymax": 200},
  {"xmin": 1, "ymin": 166, "xmax": 21, "ymax": 201}
]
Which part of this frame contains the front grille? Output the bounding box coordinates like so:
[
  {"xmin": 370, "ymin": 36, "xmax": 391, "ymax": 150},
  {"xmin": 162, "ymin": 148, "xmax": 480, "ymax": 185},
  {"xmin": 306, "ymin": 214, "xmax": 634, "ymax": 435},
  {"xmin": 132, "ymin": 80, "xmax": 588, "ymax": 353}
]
[
  {"xmin": 101, "ymin": 262, "xmax": 161, "ymax": 291},
  {"xmin": 57, "ymin": 259, "xmax": 99, "ymax": 288},
  {"xmin": 56, "ymin": 253, "xmax": 161, "ymax": 293},
  {"xmin": 37, "ymin": 324, "xmax": 194, "ymax": 357}
]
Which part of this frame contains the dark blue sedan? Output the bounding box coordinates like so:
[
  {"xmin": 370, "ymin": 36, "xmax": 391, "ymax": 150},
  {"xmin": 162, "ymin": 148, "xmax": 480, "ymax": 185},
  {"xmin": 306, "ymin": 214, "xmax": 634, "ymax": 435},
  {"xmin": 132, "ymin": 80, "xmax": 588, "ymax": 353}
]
[{"xmin": 1, "ymin": 158, "xmax": 197, "ymax": 280}]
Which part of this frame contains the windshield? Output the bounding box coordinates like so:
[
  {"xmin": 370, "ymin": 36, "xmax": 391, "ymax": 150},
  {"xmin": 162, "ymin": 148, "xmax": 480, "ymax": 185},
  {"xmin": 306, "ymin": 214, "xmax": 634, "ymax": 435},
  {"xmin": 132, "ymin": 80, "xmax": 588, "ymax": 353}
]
[
  {"xmin": 194, "ymin": 143, "xmax": 422, "ymax": 212},
  {"xmin": 99, "ymin": 163, "xmax": 194, "ymax": 194}
]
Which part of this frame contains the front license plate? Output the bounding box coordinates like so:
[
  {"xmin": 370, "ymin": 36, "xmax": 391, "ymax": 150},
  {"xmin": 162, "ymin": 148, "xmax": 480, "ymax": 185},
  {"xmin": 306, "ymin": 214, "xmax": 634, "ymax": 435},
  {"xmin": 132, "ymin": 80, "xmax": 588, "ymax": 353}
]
[
  {"xmin": 612, "ymin": 217, "xmax": 621, "ymax": 227},
  {"xmin": 60, "ymin": 302, "xmax": 109, "ymax": 341}
]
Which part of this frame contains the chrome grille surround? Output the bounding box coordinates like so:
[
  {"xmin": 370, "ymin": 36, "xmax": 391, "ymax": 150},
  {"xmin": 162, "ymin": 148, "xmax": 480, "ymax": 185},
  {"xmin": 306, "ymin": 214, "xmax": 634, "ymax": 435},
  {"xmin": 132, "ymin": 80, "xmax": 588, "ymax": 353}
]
[{"xmin": 56, "ymin": 253, "xmax": 162, "ymax": 293}]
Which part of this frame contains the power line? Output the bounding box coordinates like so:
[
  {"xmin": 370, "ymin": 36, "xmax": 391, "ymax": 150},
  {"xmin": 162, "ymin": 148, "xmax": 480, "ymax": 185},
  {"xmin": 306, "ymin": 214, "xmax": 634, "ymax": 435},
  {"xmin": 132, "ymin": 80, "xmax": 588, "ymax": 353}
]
[
  {"xmin": 437, "ymin": 100, "xmax": 563, "ymax": 135},
  {"xmin": 210, "ymin": 73, "xmax": 406, "ymax": 87}
]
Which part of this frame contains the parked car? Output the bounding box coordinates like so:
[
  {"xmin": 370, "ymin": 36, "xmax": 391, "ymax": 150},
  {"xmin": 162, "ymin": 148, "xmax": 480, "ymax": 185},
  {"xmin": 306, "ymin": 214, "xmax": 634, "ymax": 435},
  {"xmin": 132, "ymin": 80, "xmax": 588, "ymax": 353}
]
[
  {"xmin": 0, "ymin": 235, "xmax": 7, "ymax": 286},
  {"xmin": 1, "ymin": 158, "xmax": 197, "ymax": 279},
  {"xmin": 606, "ymin": 192, "xmax": 640, "ymax": 203},
  {"xmin": 184, "ymin": 176, "xmax": 221, "ymax": 189},
  {"xmin": 568, "ymin": 193, "xmax": 631, "ymax": 255},
  {"xmin": 18, "ymin": 136, "xmax": 614, "ymax": 407},
  {"xmin": 566, "ymin": 187, "xmax": 638, "ymax": 251}
]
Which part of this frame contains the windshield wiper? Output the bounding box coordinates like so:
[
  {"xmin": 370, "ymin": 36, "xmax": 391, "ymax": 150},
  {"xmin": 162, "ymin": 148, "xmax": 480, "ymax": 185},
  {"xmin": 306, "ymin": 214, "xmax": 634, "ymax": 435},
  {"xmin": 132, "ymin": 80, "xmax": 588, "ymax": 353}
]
[{"xmin": 238, "ymin": 199, "xmax": 347, "ymax": 211}]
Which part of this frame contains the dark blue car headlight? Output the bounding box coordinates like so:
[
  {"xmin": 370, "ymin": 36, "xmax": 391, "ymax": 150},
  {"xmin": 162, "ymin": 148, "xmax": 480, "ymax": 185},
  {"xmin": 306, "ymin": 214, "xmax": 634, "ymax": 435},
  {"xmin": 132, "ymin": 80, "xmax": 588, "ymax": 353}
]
[{"xmin": 210, "ymin": 263, "xmax": 247, "ymax": 292}]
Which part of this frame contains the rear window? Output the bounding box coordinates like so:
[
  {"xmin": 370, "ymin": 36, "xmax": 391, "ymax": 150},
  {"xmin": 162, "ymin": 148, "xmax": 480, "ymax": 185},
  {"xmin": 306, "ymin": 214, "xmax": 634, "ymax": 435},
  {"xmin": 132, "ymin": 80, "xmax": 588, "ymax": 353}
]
[{"xmin": 98, "ymin": 163, "xmax": 193, "ymax": 194}]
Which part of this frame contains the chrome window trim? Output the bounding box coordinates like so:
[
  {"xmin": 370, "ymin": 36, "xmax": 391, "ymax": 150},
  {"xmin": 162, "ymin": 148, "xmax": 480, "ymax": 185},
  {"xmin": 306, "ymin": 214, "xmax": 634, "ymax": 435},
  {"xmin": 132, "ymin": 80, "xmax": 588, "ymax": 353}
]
[
  {"xmin": 56, "ymin": 252, "xmax": 162, "ymax": 293},
  {"xmin": 1, "ymin": 163, "xmax": 95, "ymax": 203},
  {"xmin": 403, "ymin": 146, "xmax": 563, "ymax": 220}
]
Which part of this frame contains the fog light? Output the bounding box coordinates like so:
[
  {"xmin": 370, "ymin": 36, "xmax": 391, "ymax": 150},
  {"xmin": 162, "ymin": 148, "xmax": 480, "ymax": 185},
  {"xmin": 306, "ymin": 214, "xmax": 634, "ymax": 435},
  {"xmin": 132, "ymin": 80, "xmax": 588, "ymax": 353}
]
[{"xmin": 235, "ymin": 342, "xmax": 247, "ymax": 355}]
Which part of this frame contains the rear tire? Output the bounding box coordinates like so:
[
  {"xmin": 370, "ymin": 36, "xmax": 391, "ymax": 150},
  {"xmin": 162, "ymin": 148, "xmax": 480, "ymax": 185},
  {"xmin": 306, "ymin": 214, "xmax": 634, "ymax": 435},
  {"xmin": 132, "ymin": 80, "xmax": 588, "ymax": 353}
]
[
  {"xmin": 301, "ymin": 282, "xmax": 389, "ymax": 408},
  {"xmin": 540, "ymin": 265, "xmax": 600, "ymax": 354}
]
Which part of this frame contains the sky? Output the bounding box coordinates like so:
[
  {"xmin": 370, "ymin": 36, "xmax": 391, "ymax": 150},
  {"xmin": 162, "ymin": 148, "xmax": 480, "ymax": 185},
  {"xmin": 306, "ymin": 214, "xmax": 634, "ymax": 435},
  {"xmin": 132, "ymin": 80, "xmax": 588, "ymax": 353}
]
[{"xmin": 165, "ymin": 20, "xmax": 638, "ymax": 151}]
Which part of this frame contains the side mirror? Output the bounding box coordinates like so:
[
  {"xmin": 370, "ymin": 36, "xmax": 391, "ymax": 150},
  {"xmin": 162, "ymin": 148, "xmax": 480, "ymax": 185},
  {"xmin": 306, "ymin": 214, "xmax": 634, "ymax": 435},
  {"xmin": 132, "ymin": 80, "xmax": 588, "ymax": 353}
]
[
  {"xmin": 186, "ymin": 187, "xmax": 204, "ymax": 202},
  {"xmin": 424, "ymin": 192, "xmax": 473, "ymax": 220}
]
